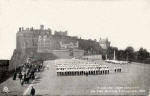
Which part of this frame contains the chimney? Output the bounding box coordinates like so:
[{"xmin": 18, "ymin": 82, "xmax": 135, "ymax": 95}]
[
  {"xmin": 19, "ymin": 27, "xmax": 22, "ymax": 32},
  {"xmin": 22, "ymin": 27, "xmax": 24, "ymax": 31},
  {"xmin": 40, "ymin": 25, "xmax": 44, "ymax": 30}
]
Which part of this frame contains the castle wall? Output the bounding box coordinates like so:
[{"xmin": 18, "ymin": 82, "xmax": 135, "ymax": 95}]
[
  {"xmin": 52, "ymin": 49, "xmax": 84, "ymax": 59},
  {"xmin": 16, "ymin": 32, "xmax": 26, "ymax": 50},
  {"xmin": 10, "ymin": 25, "xmax": 106, "ymax": 71},
  {"xmin": 52, "ymin": 50, "xmax": 71, "ymax": 59}
]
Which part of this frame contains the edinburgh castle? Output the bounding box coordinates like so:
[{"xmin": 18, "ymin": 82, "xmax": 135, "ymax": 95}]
[{"xmin": 9, "ymin": 25, "xmax": 110, "ymax": 71}]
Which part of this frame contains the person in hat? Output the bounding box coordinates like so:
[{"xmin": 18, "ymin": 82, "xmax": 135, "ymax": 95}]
[{"xmin": 30, "ymin": 86, "xmax": 35, "ymax": 96}]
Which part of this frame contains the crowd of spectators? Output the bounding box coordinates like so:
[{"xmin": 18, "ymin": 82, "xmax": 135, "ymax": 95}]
[{"xmin": 13, "ymin": 60, "xmax": 44, "ymax": 86}]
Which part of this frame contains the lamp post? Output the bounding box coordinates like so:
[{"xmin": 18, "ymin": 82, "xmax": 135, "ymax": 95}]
[{"xmin": 113, "ymin": 50, "xmax": 116, "ymax": 60}]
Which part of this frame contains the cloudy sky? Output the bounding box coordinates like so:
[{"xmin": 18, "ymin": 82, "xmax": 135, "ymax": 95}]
[{"xmin": 0, "ymin": 0, "xmax": 150, "ymax": 59}]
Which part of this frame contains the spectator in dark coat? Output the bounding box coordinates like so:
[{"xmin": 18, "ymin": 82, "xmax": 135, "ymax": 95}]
[
  {"xmin": 19, "ymin": 72, "xmax": 23, "ymax": 82},
  {"xmin": 30, "ymin": 86, "xmax": 35, "ymax": 96},
  {"xmin": 13, "ymin": 72, "xmax": 17, "ymax": 80}
]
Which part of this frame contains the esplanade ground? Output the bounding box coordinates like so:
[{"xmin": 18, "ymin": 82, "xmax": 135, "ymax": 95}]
[{"xmin": 23, "ymin": 59, "xmax": 150, "ymax": 95}]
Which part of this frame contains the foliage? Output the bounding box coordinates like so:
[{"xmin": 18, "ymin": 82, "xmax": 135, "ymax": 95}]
[
  {"xmin": 107, "ymin": 46, "xmax": 150, "ymax": 63},
  {"xmin": 78, "ymin": 39, "xmax": 102, "ymax": 55},
  {"xmin": 137, "ymin": 48, "xmax": 149, "ymax": 61}
]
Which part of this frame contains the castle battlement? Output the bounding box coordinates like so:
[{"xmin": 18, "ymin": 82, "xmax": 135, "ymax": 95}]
[
  {"xmin": 19, "ymin": 25, "xmax": 50, "ymax": 31},
  {"xmin": 16, "ymin": 25, "xmax": 110, "ymax": 52},
  {"xmin": 18, "ymin": 25, "xmax": 69, "ymax": 38}
]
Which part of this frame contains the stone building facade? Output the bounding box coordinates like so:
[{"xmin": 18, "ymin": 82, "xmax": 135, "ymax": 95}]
[{"xmin": 9, "ymin": 25, "xmax": 84, "ymax": 71}]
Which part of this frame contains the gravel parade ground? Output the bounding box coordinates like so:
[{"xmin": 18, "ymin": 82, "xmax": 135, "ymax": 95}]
[{"xmin": 1, "ymin": 59, "xmax": 150, "ymax": 96}]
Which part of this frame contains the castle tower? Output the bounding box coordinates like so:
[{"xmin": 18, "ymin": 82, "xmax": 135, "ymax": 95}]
[
  {"xmin": 99, "ymin": 38, "xmax": 110, "ymax": 50},
  {"xmin": 99, "ymin": 38, "xmax": 110, "ymax": 55}
]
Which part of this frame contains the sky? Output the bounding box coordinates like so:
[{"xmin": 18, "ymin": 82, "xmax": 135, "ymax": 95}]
[{"xmin": 0, "ymin": 0, "xmax": 150, "ymax": 59}]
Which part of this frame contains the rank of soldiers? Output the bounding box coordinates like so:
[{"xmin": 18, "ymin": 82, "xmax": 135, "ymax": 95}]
[{"xmin": 55, "ymin": 59, "xmax": 121, "ymax": 76}]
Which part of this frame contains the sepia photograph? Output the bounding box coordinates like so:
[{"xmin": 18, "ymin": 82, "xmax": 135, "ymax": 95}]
[{"xmin": 0, "ymin": 0, "xmax": 150, "ymax": 95}]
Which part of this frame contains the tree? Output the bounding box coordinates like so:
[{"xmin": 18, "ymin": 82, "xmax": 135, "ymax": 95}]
[
  {"xmin": 117, "ymin": 50, "xmax": 126, "ymax": 60},
  {"xmin": 137, "ymin": 48, "xmax": 149, "ymax": 60},
  {"xmin": 124, "ymin": 46, "xmax": 135, "ymax": 61}
]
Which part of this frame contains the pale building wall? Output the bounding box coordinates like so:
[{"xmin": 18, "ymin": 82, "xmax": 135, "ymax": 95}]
[
  {"xmin": 73, "ymin": 49, "xmax": 84, "ymax": 58},
  {"xmin": 52, "ymin": 50, "xmax": 71, "ymax": 59}
]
